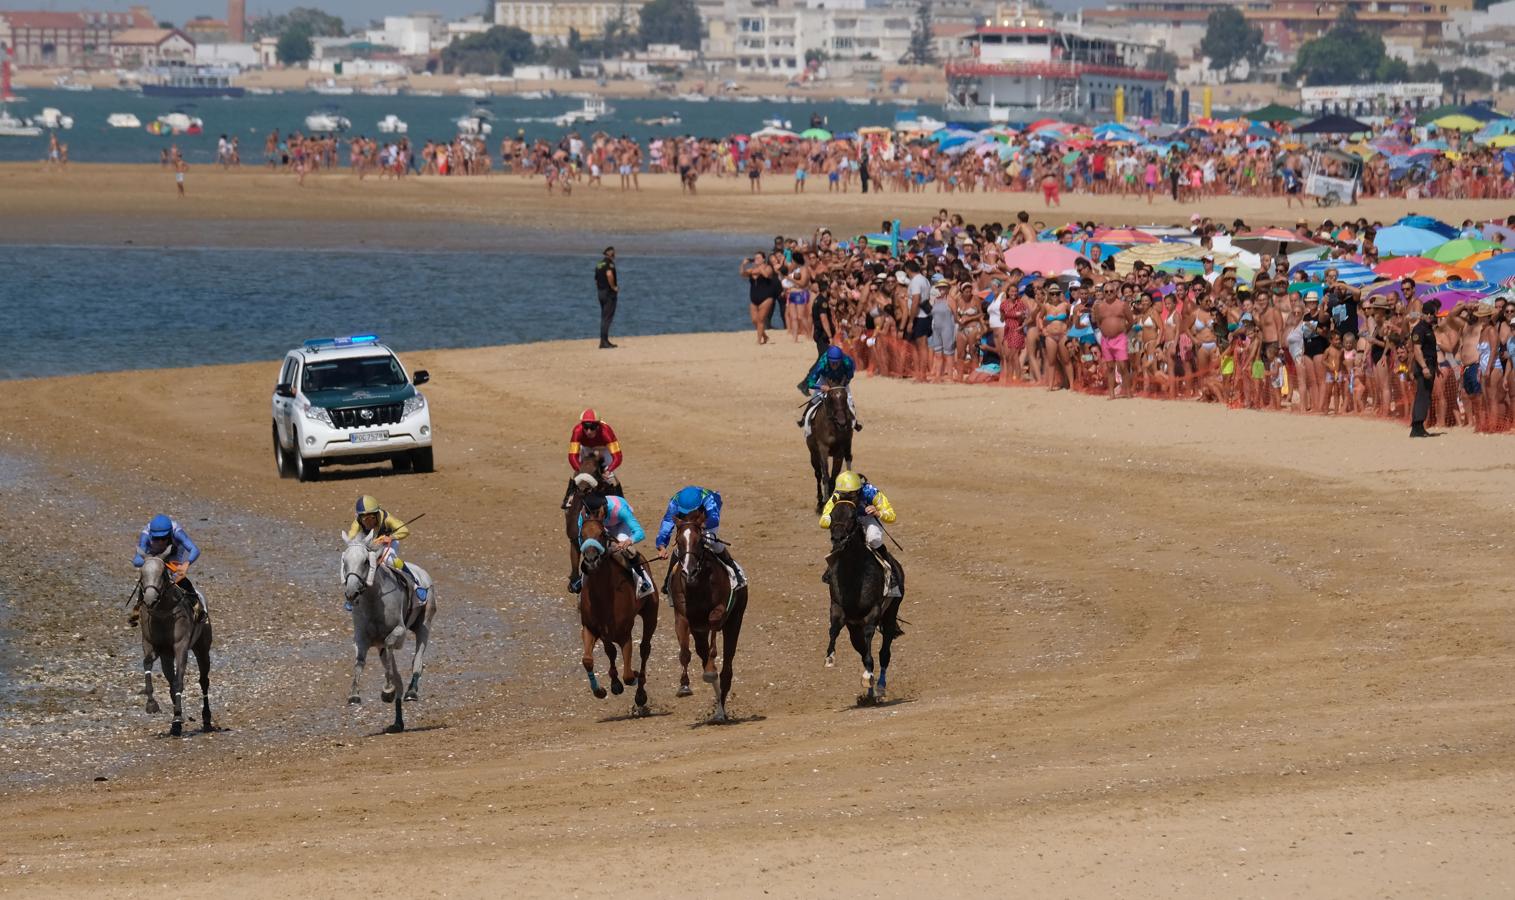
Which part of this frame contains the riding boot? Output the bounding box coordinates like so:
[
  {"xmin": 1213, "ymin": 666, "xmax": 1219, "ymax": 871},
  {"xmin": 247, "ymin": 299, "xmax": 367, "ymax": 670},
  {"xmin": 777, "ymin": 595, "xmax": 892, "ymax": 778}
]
[
  {"xmin": 560, "ymin": 478, "xmax": 576, "ymax": 510},
  {"xmin": 714, "ymin": 547, "xmax": 746, "ymax": 588},
  {"xmin": 874, "ymin": 546, "xmax": 904, "ymax": 599}
]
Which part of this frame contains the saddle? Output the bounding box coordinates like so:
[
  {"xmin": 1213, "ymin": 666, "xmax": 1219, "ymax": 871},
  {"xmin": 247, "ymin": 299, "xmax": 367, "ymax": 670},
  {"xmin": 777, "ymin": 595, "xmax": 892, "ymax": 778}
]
[{"xmin": 378, "ymin": 545, "xmax": 431, "ymax": 627}]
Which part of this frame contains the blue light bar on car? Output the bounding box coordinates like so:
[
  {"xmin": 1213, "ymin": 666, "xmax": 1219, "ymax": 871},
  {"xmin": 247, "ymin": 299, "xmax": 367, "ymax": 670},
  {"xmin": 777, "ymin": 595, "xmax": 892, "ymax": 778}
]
[{"xmin": 304, "ymin": 335, "xmax": 381, "ymax": 349}]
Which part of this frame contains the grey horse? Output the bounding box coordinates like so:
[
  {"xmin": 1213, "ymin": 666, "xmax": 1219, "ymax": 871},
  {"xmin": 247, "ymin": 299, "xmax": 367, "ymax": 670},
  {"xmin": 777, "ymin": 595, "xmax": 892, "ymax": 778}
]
[
  {"xmin": 137, "ymin": 554, "xmax": 213, "ymax": 736},
  {"xmin": 340, "ymin": 531, "xmax": 437, "ymax": 734}
]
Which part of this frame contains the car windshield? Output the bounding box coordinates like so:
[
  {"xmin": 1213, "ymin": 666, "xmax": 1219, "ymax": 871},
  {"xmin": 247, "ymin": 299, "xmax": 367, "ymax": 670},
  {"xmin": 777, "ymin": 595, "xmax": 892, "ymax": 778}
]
[{"xmin": 302, "ymin": 355, "xmax": 406, "ymax": 393}]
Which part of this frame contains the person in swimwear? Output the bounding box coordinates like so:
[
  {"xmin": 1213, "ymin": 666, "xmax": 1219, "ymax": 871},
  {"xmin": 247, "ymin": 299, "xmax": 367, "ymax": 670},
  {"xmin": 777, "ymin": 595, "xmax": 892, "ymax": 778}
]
[{"xmin": 1092, "ymin": 282, "xmax": 1132, "ymax": 398}]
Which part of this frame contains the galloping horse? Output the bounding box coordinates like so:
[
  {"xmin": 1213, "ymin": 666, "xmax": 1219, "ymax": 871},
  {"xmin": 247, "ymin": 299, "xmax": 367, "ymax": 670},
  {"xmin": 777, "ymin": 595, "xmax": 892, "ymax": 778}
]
[
  {"xmin": 577, "ymin": 510, "xmax": 656, "ymax": 716},
  {"xmin": 806, "ymin": 386, "xmax": 854, "ymax": 514},
  {"xmin": 341, "ymin": 531, "xmax": 438, "ymax": 733},
  {"xmin": 136, "ymin": 554, "xmax": 214, "ymax": 736},
  {"xmin": 669, "ymin": 509, "xmax": 748, "ymax": 723},
  {"xmin": 824, "ymin": 499, "xmax": 902, "ymax": 704},
  {"xmin": 563, "ymin": 456, "xmax": 617, "ymax": 592}
]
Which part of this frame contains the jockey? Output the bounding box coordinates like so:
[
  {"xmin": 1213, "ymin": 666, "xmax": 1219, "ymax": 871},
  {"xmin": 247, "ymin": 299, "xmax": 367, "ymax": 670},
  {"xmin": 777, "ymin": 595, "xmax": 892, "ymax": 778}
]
[
  {"xmin": 563, "ymin": 408, "xmax": 624, "ymax": 507},
  {"xmin": 818, "ymin": 471, "xmax": 904, "ymax": 610},
  {"xmin": 654, "ymin": 485, "xmax": 746, "ymax": 590},
  {"xmin": 797, "ymin": 345, "xmax": 863, "ymax": 433},
  {"xmin": 132, "ymin": 514, "xmax": 208, "ymax": 623},
  {"xmin": 345, "ymin": 495, "xmax": 428, "ymax": 609},
  {"xmin": 574, "ymin": 492, "xmax": 656, "ymax": 599}
]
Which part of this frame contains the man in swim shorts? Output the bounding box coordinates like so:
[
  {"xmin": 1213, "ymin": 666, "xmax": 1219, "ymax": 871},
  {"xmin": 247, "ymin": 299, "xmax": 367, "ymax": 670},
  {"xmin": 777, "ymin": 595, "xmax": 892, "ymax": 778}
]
[{"xmin": 1093, "ymin": 283, "xmax": 1132, "ymax": 398}]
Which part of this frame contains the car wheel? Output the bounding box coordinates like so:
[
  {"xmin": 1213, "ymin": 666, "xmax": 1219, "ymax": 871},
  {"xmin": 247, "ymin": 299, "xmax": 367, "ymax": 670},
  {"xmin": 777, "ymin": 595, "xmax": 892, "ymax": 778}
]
[
  {"xmin": 411, "ymin": 448, "xmax": 434, "ymax": 473},
  {"xmin": 295, "ymin": 450, "xmax": 321, "ymax": 482},
  {"xmin": 391, "ymin": 454, "xmax": 413, "ymax": 473},
  {"xmin": 273, "ymin": 423, "xmax": 294, "ymax": 479}
]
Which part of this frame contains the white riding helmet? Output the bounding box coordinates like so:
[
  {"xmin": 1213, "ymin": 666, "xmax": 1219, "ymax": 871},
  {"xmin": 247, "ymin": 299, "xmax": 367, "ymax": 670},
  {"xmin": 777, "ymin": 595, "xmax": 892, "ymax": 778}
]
[{"xmin": 573, "ymin": 473, "xmax": 599, "ymax": 492}]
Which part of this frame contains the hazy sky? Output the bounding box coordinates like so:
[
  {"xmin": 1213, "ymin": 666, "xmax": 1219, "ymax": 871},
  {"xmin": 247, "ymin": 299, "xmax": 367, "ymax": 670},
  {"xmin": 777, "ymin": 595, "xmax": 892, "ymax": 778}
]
[{"xmin": 84, "ymin": 1, "xmax": 490, "ymax": 27}]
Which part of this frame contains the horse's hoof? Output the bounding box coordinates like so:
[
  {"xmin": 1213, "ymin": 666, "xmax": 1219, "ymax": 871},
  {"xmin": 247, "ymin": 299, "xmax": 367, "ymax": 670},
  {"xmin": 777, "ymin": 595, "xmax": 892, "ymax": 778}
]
[
  {"xmin": 702, "ymin": 672, "xmax": 718, "ymax": 685},
  {"xmin": 202, "ymin": 721, "xmax": 215, "ymax": 733},
  {"xmin": 825, "ymin": 655, "xmax": 835, "ymax": 668},
  {"xmin": 381, "ymin": 689, "xmax": 396, "ymax": 704},
  {"xmin": 709, "ymin": 710, "xmax": 729, "ymax": 725},
  {"xmin": 632, "ymin": 704, "xmax": 650, "ymax": 718},
  {"xmin": 855, "ymin": 694, "xmax": 877, "ymax": 707},
  {"xmin": 623, "ymin": 674, "xmax": 638, "ymax": 687},
  {"xmin": 145, "ymin": 700, "xmax": 161, "ymax": 714},
  {"xmin": 385, "ymin": 723, "xmax": 405, "ymax": 734},
  {"xmin": 403, "ymin": 690, "xmax": 419, "ymax": 702},
  {"xmin": 676, "ymin": 684, "xmax": 693, "ymax": 697},
  {"xmin": 592, "ymin": 687, "xmax": 608, "ymax": 700},
  {"xmin": 610, "ymin": 680, "xmax": 624, "ymax": 696},
  {"xmin": 170, "ymin": 721, "xmax": 183, "ymax": 736}
]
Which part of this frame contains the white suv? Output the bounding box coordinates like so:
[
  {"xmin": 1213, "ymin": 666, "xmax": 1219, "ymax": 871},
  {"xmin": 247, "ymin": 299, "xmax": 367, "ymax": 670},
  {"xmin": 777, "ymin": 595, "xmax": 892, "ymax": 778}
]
[{"xmin": 271, "ymin": 336, "xmax": 434, "ymax": 482}]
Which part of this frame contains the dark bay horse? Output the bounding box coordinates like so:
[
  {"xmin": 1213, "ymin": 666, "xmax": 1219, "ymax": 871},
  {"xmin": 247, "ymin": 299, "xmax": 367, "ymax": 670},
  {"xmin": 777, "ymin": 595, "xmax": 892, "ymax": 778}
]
[
  {"xmin": 824, "ymin": 499, "xmax": 901, "ymax": 704},
  {"xmin": 563, "ymin": 457, "xmax": 613, "ymax": 592},
  {"xmin": 577, "ymin": 511, "xmax": 657, "ymax": 716},
  {"xmin": 137, "ymin": 555, "xmax": 213, "ymax": 736},
  {"xmin": 806, "ymin": 386, "xmax": 854, "ymax": 514},
  {"xmin": 669, "ymin": 509, "xmax": 748, "ymax": 723}
]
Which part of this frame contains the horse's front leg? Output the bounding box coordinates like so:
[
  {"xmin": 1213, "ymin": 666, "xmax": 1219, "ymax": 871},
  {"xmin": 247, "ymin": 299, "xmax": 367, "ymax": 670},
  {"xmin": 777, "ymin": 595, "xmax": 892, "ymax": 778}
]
[
  {"xmin": 194, "ymin": 636, "xmax": 213, "ymax": 732},
  {"xmin": 350, "ymin": 640, "xmax": 368, "ymax": 705},
  {"xmin": 379, "ymin": 639, "xmax": 405, "ymax": 734},
  {"xmin": 846, "ymin": 621, "xmax": 877, "ymax": 705},
  {"xmin": 142, "ymin": 644, "xmax": 160, "ymax": 714},
  {"xmin": 633, "ymin": 599, "xmax": 656, "ymax": 714},
  {"xmin": 581, "ymin": 625, "xmax": 606, "ymax": 699},
  {"xmin": 162, "ymin": 652, "xmax": 184, "ymax": 736},
  {"xmin": 825, "ymin": 601, "xmax": 843, "ymax": 668},
  {"xmin": 675, "ymin": 610, "xmax": 693, "ymax": 697}
]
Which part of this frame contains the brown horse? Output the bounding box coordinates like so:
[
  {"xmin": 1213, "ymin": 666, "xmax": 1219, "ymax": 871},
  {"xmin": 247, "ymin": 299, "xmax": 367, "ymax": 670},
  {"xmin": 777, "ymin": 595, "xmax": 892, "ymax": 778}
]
[
  {"xmin": 577, "ymin": 509, "xmax": 657, "ymax": 715},
  {"xmin": 669, "ymin": 509, "xmax": 748, "ymax": 723},
  {"xmin": 805, "ymin": 386, "xmax": 854, "ymax": 514},
  {"xmin": 137, "ymin": 555, "xmax": 214, "ymax": 736}
]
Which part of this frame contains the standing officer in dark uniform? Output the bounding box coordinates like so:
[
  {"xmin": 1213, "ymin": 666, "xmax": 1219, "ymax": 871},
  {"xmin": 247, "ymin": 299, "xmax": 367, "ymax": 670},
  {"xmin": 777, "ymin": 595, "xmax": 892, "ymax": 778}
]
[{"xmin": 595, "ymin": 246, "xmax": 618, "ymax": 349}]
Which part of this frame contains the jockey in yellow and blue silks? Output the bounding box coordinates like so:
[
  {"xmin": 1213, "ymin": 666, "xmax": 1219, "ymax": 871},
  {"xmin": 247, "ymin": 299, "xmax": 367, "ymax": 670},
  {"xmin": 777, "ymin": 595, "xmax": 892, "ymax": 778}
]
[
  {"xmin": 133, "ymin": 514, "xmax": 208, "ymax": 621},
  {"xmin": 345, "ymin": 495, "xmax": 427, "ymax": 609},
  {"xmin": 574, "ymin": 493, "xmax": 656, "ymax": 598},
  {"xmin": 818, "ymin": 471, "xmax": 903, "ymax": 612},
  {"xmin": 654, "ymin": 486, "xmax": 746, "ymax": 589},
  {"xmin": 798, "ymin": 345, "xmax": 863, "ymax": 433}
]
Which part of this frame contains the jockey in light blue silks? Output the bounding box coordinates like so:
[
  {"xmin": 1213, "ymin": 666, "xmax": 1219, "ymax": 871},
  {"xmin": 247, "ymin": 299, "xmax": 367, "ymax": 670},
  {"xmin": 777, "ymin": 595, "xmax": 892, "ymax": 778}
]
[
  {"xmin": 574, "ymin": 493, "xmax": 656, "ymax": 598},
  {"xmin": 132, "ymin": 514, "xmax": 209, "ymax": 622}
]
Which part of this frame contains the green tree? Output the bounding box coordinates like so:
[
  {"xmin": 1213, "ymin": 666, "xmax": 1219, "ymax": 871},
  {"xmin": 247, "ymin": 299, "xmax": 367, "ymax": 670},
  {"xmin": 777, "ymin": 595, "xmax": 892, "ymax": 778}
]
[
  {"xmin": 1291, "ymin": 8, "xmax": 1390, "ymax": 85},
  {"xmin": 439, "ymin": 25, "xmax": 535, "ymax": 75},
  {"xmin": 1200, "ymin": 7, "xmax": 1265, "ymax": 80},
  {"xmin": 905, "ymin": 0, "xmax": 935, "ymax": 65},
  {"xmin": 276, "ymin": 29, "xmax": 314, "ymax": 65},
  {"xmin": 1409, "ymin": 60, "xmax": 1440, "ymax": 81},
  {"xmin": 252, "ymin": 7, "xmax": 346, "ymax": 39},
  {"xmin": 1500, "ymin": 71, "xmax": 1515, "ymax": 90},
  {"xmin": 1442, "ymin": 65, "xmax": 1493, "ymax": 92},
  {"xmin": 638, "ymin": 0, "xmax": 702, "ymax": 49}
]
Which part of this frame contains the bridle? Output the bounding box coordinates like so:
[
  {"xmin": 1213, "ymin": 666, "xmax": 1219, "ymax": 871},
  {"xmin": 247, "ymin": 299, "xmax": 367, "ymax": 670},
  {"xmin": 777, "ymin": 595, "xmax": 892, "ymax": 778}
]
[
  {"xmin": 824, "ymin": 386, "xmax": 850, "ymax": 431},
  {"xmin": 676, "ymin": 518, "xmax": 707, "ymax": 581},
  {"xmin": 828, "ymin": 497, "xmax": 863, "ymax": 551},
  {"xmin": 579, "ymin": 513, "xmax": 608, "ymax": 574}
]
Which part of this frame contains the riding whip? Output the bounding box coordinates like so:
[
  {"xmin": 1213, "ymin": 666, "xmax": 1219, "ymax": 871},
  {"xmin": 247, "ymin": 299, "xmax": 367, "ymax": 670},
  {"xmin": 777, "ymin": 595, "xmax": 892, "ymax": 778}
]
[{"xmin": 878, "ymin": 522, "xmax": 906, "ymax": 552}]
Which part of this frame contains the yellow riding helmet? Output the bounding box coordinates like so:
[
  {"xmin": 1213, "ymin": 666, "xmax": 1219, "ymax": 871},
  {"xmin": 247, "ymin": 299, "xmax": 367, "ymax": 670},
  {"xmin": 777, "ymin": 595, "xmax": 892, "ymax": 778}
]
[
  {"xmin": 356, "ymin": 495, "xmax": 383, "ymax": 517},
  {"xmin": 834, "ymin": 471, "xmax": 863, "ymax": 493}
]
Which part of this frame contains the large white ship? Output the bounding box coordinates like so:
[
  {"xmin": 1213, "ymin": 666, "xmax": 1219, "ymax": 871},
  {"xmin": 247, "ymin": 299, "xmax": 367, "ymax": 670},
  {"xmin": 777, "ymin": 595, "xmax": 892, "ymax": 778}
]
[{"xmin": 943, "ymin": 26, "xmax": 1168, "ymax": 123}]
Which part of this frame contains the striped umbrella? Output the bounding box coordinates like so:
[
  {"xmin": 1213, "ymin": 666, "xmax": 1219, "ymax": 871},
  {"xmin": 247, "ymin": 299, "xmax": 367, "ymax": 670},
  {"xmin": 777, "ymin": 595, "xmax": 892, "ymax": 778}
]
[
  {"xmin": 1289, "ymin": 260, "xmax": 1377, "ymax": 286},
  {"xmin": 1092, "ymin": 227, "xmax": 1159, "ymax": 244},
  {"xmin": 1112, "ymin": 242, "xmax": 1203, "ymax": 274}
]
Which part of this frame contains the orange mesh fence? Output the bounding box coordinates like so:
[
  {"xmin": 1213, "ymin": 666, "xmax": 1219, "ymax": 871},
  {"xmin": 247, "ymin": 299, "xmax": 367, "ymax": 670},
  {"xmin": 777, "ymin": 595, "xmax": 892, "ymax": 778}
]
[{"xmin": 843, "ymin": 334, "xmax": 1515, "ymax": 436}]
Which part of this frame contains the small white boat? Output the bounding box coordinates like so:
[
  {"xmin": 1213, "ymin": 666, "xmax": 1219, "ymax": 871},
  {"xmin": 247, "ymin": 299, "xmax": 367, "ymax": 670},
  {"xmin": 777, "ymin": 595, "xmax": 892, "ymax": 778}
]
[
  {"xmin": 377, "ymin": 114, "xmax": 408, "ymax": 134},
  {"xmin": 637, "ymin": 113, "xmax": 682, "ymax": 127},
  {"xmin": 107, "ymin": 112, "xmax": 142, "ymax": 128},
  {"xmin": 760, "ymin": 117, "xmax": 793, "ymax": 130},
  {"xmin": 304, "ymin": 110, "xmax": 351, "ymax": 132},
  {"xmin": 246, "ymin": 87, "xmax": 277, "ymax": 95},
  {"xmin": 308, "ymin": 78, "xmax": 355, "ymax": 96},
  {"xmin": 731, "ymin": 95, "xmax": 760, "ymax": 104},
  {"xmin": 149, "ymin": 112, "xmax": 203, "ymax": 135},
  {"xmin": 553, "ymin": 96, "xmax": 612, "ymax": 127},
  {"xmin": 892, "ymin": 97, "xmax": 919, "ymax": 107},
  {"xmin": 0, "ymin": 107, "xmax": 42, "ymax": 137},
  {"xmin": 55, "ymin": 75, "xmax": 93, "ymax": 92},
  {"xmin": 675, "ymin": 92, "xmax": 711, "ymax": 103},
  {"xmin": 843, "ymin": 97, "xmax": 872, "ymax": 106},
  {"xmin": 762, "ymin": 94, "xmax": 791, "ymax": 104},
  {"xmin": 361, "ymin": 84, "xmax": 400, "ymax": 97},
  {"xmin": 457, "ymin": 107, "xmax": 494, "ymax": 136},
  {"xmin": 459, "ymin": 87, "xmax": 489, "ymax": 99},
  {"xmin": 36, "ymin": 107, "xmax": 74, "ymax": 129}
]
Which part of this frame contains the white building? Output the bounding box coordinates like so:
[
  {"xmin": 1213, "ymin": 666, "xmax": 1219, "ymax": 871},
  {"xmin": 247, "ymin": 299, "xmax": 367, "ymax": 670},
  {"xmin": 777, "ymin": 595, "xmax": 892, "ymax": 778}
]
[
  {"xmin": 705, "ymin": 0, "xmax": 914, "ymax": 73},
  {"xmin": 364, "ymin": 14, "xmax": 446, "ymax": 56},
  {"xmin": 194, "ymin": 42, "xmax": 259, "ymax": 67},
  {"xmin": 495, "ymin": 0, "xmax": 648, "ymax": 44},
  {"xmin": 108, "ymin": 28, "xmax": 197, "ymax": 67}
]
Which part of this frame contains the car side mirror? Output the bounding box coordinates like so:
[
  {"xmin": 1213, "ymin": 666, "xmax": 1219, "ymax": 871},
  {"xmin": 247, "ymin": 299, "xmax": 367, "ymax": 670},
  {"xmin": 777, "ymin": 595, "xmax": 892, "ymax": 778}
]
[
  {"xmin": 275, "ymin": 383, "xmax": 295, "ymax": 399},
  {"xmin": 413, "ymin": 370, "xmax": 430, "ymax": 386}
]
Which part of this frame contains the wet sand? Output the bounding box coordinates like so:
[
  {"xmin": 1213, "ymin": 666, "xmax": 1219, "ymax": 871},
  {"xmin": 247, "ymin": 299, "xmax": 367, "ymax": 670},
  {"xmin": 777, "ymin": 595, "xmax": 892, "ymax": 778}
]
[
  {"xmin": 2, "ymin": 163, "xmax": 1511, "ymax": 250},
  {"xmin": 1, "ymin": 331, "xmax": 1514, "ymax": 896}
]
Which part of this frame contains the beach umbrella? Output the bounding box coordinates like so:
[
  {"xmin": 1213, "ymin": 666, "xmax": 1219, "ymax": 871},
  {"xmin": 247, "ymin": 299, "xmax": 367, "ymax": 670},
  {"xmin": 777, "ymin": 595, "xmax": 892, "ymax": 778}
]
[
  {"xmin": 1295, "ymin": 113, "xmax": 1372, "ymax": 135},
  {"xmin": 1000, "ymin": 242, "xmax": 1087, "ymax": 275},
  {"xmin": 1233, "ymin": 228, "xmax": 1317, "ymax": 255},
  {"xmin": 1092, "ymin": 227, "xmax": 1159, "ymax": 245},
  {"xmin": 1459, "ymin": 249, "xmax": 1511, "ymax": 268},
  {"xmin": 751, "ymin": 126, "xmax": 798, "ymax": 139},
  {"xmin": 1408, "ymin": 263, "xmax": 1481, "ymax": 284},
  {"xmin": 1067, "ymin": 240, "xmax": 1121, "ymax": 260},
  {"xmin": 857, "ymin": 126, "xmax": 891, "ymax": 135},
  {"xmin": 1427, "ymin": 288, "xmax": 1488, "ymax": 308},
  {"xmin": 1290, "ymin": 260, "xmax": 1377, "ymax": 285},
  {"xmin": 1112, "ymin": 242, "xmax": 1200, "ymax": 274},
  {"xmin": 1372, "ymin": 224, "xmax": 1447, "ymax": 257},
  {"xmin": 1458, "ymin": 103, "xmax": 1504, "ymax": 122},
  {"xmin": 1474, "ymin": 252, "xmax": 1515, "ymax": 284},
  {"xmin": 1366, "ymin": 281, "xmax": 1436, "ymax": 300},
  {"xmin": 1288, "ymin": 281, "xmax": 1324, "ymax": 296},
  {"xmin": 1432, "ymin": 114, "xmax": 1483, "ymax": 132},
  {"xmin": 1395, "ymin": 215, "xmax": 1458, "ymax": 239},
  {"xmin": 799, "ymin": 127, "xmax": 832, "ymax": 140},
  {"xmin": 1426, "ymin": 237, "xmax": 1507, "ymax": 263},
  {"xmin": 1490, "ymin": 135, "xmax": 1515, "ymax": 148},
  {"xmin": 1373, "ymin": 256, "xmax": 1436, "ymax": 278},
  {"xmin": 1416, "ymin": 103, "xmax": 1464, "ymax": 125},
  {"xmin": 1438, "ymin": 280, "xmax": 1500, "ymax": 295},
  {"xmin": 1246, "ymin": 102, "xmax": 1304, "ymax": 123}
]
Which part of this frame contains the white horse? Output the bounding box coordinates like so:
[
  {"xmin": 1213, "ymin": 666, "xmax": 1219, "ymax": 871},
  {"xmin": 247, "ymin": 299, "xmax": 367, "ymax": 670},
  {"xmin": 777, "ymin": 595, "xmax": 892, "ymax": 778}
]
[{"xmin": 340, "ymin": 531, "xmax": 437, "ymax": 733}]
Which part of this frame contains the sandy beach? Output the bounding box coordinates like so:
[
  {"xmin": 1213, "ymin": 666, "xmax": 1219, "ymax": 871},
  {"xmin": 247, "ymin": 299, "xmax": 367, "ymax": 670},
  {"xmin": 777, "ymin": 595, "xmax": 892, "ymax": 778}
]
[
  {"xmin": 3, "ymin": 163, "xmax": 1513, "ymax": 250},
  {"xmin": 1, "ymin": 325, "xmax": 1514, "ymax": 896}
]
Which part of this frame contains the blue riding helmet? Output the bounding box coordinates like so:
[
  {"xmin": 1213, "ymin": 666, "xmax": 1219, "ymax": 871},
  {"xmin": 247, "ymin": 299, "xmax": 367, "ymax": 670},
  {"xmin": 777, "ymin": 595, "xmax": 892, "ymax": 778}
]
[
  {"xmin": 826, "ymin": 346, "xmax": 845, "ymax": 362},
  {"xmin": 674, "ymin": 486, "xmax": 706, "ymax": 514},
  {"xmin": 148, "ymin": 514, "xmax": 174, "ymax": 538}
]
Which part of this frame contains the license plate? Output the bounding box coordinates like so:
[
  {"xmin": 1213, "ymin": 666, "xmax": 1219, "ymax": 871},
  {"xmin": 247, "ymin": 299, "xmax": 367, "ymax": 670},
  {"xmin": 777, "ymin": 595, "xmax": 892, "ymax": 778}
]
[{"xmin": 350, "ymin": 431, "xmax": 389, "ymax": 444}]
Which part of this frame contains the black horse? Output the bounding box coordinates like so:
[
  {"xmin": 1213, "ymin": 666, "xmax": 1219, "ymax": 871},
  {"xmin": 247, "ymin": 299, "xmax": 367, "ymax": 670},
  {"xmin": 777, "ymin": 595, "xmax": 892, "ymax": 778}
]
[
  {"xmin": 805, "ymin": 387, "xmax": 854, "ymax": 514},
  {"xmin": 823, "ymin": 499, "xmax": 902, "ymax": 704}
]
